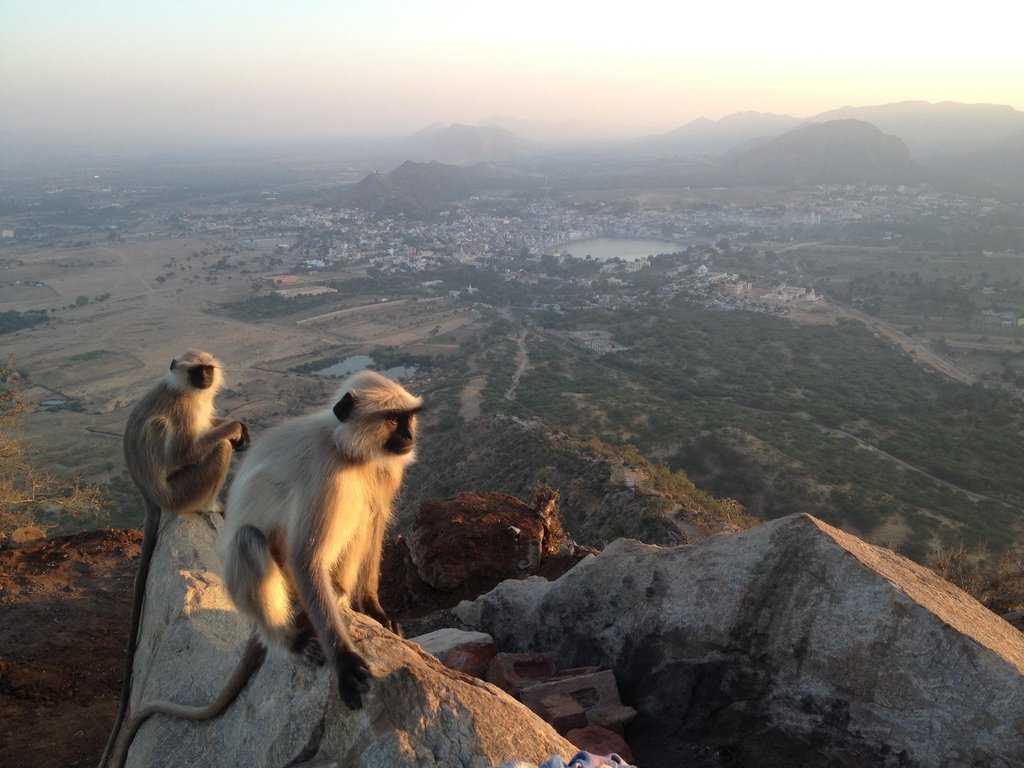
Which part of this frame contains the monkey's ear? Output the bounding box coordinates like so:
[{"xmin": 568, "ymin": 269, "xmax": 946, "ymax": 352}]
[
  {"xmin": 169, "ymin": 358, "xmax": 177, "ymax": 371},
  {"xmin": 333, "ymin": 392, "xmax": 357, "ymax": 422}
]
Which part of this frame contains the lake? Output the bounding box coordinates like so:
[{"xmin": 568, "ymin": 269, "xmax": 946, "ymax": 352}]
[
  {"xmin": 559, "ymin": 237, "xmax": 682, "ymax": 262},
  {"xmin": 312, "ymin": 355, "xmax": 417, "ymax": 380}
]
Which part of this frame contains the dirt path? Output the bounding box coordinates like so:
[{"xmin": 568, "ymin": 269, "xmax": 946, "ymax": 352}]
[
  {"xmin": 296, "ymin": 297, "xmax": 423, "ymax": 326},
  {"xmin": 459, "ymin": 356, "xmax": 486, "ymax": 422},
  {"xmin": 504, "ymin": 329, "xmax": 529, "ymax": 401},
  {"xmin": 0, "ymin": 529, "xmax": 141, "ymax": 768},
  {"xmin": 460, "ymin": 374, "xmax": 486, "ymax": 422},
  {"xmin": 836, "ymin": 304, "xmax": 976, "ymax": 386}
]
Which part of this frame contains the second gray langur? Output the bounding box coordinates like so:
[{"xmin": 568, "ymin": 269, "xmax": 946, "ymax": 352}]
[
  {"xmin": 109, "ymin": 370, "xmax": 421, "ymax": 768},
  {"xmin": 99, "ymin": 350, "xmax": 249, "ymax": 768},
  {"xmin": 222, "ymin": 369, "xmax": 421, "ymax": 704}
]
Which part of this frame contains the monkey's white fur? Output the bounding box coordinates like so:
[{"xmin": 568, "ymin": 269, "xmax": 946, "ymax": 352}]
[
  {"xmin": 219, "ymin": 370, "xmax": 421, "ymax": 657},
  {"xmin": 163, "ymin": 349, "xmax": 222, "ymax": 437}
]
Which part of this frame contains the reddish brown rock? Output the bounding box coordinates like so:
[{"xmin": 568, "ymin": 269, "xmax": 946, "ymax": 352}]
[
  {"xmin": 409, "ymin": 492, "xmax": 549, "ymax": 591},
  {"xmin": 566, "ymin": 725, "xmax": 634, "ymax": 762},
  {"xmin": 382, "ymin": 493, "xmax": 594, "ymax": 626},
  {"xmin": 520, "ymin": 669, "xmax": 621, "ymax": 714},
  {"xmin": 410, "ymin": 628, "xmax": 496, "ymax": 678},
  {"xmin": 547, "ymin": 666, "xmax": 601, "ymax": 680},
  {"xmin": 486, "ymin": 651, "xmax": 558, "ymax": 696},
  {"xmin": 534, "ymin": 692, "xmax": 588, "ymax": 734}
]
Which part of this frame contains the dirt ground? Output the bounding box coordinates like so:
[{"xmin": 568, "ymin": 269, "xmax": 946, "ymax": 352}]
[{"xmin": 0, "ymin": 529, "xmax": 141, "ymax": 768}]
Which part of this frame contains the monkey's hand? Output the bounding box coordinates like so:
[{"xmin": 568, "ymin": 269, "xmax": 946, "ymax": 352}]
[
  {"xmin": 229, "ymin": 422, "xmax": 250, "ymax": 453},
  {"xmin": 335, "ymin": 649, "xmax": 372, "ymax": 710}
]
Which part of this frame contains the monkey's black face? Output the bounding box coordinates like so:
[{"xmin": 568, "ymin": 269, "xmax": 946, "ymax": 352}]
[
  {"xmin": 383, "ymin": 411, "xmax": 417, "ymax": 455},
  {"xmin": 188, "ymin": 364, "xmax": 215, "ymax": 390}
]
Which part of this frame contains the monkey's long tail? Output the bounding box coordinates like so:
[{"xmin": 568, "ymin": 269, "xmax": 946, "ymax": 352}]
[
  {"xmin": 110, "ymin": 633, "xmax": 267, "ymax": 768},
  {"xmin": 98, "ymin": 499, "xmax": 161, "ymax": 768}
]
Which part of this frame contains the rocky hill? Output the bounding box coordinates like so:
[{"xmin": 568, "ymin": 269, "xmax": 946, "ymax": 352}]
[
  {"xmin": 401, "ymin": 415, "xmax": 754, "ymax": 548},
  {"xmin": 811, "ymin": 100, "xmax": 1024, "ymax": 155},
  {"xmin": 727, "ymin": 119, "xmax": 914, "ymax": 185},
  {"xmin": 640, "ymin": 112, "xmax": 804, "ymax": 156},
  {"xmin": 346, "ymin": 160, "xmax": 483, "ymax": 214}
]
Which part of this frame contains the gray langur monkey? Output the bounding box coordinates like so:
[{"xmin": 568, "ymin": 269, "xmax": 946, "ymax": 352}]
[
  {"xmin": 99, "ymin": 350, "xmax": 249, "ymax": 768},
  {"xmin": 109, "ymin": 370, "xmax": 421, "ymax": 767}
]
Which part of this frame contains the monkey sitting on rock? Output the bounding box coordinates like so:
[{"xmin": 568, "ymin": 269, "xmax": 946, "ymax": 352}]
[
  {"xmin": 109, "ymin": 370, "xmax": 422, "ymax": 768},
  {"xmin": 99, "ymin": 350, "xmax": 250, "ymax": 768}
]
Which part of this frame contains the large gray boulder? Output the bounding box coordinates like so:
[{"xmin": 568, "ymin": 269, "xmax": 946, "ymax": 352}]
[
  {"xmin": 123, "ymin": 512, "xmax": 574, "ymax": 768},
  {"xmin": 454, "ymin": 514, "xmax": 1024, "ymax": 768}
]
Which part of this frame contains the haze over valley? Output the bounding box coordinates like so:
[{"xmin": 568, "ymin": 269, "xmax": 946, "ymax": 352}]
[{"xmin": 3, "ymin": 3, "xmax": 1024, "ymax": 766}]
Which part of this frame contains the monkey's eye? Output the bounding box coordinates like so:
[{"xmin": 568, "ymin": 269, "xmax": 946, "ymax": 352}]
[{"xmin": 385, "ymin": 415, "xmax": 400, "ymax": 427}]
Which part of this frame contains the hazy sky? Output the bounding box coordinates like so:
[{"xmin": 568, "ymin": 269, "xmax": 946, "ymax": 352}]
[{"xmin": 3, "ymin": 0, "xmax": 1022, "ymax": 148}]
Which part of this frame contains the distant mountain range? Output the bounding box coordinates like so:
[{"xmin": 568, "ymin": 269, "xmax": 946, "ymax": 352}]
[
  {"xmin": 726, "ymin": 119, "xmax": 914, "ymax": 185},
  {"xmin": 477, "ymin": 115, "xmax": 610, "ymax": 144},
  {"xmin": 638, "ymin": 101, "xmax": 1024, "ymax": 159},
  {"xmin": 810, "ymin": 101, "xmax": 1024, "ymax": 155},
  {"xmin": 639, "ymin": 111, "xmax": 804, "ymax": 156},
  {"xmin": 401, "ymin": 123, "xmax": 533, "ymax": 165},
  {"xmin": 343, "ymin": 101, "xmax": 1024, "ymax": 208}
]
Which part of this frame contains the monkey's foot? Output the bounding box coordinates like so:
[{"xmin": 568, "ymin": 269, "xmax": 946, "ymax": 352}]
[
  {"xmin": 292, "ymin": 631, "xmax": 326, "ymax": 667},
  {"xmin": 336, "ymin": 650, "xmax": 372, "ymax": 710}
]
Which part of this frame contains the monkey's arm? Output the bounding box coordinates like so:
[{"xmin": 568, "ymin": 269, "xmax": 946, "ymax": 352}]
[
  {"xmin": 141, "ymin": 418, "xmax": 235, "ymax": 511},
  {"xmin": 289, "ymin": 491, "xmax": 372, "ymax": 710},
  {"xmin": 356, "ymin": 509, "xmax": 400, "ymax": 635},
  {"xmin": 162, "ymin": 419, "xmax": 248, "ymax": 473}
]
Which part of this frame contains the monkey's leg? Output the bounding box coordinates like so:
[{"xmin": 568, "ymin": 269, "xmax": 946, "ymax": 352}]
[
  {"xmin": 224, "ymin": 525, "xmax": 295, "ymax": 649},
  {"xmin": 290, "ymin": 537, "xmax": 372, "ymax": 710},
  {"xmin": 97, "ymin": 499, "xmax": 161, "ymax": 768},
  {"xmin": 165, "ymin": 441, "xmax": 233, "ymax": 513}
]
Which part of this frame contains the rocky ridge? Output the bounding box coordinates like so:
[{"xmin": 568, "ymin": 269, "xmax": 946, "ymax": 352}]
[{"xmin": 452, "ymin": 514, "xmax": 1024, "ymax": 767}]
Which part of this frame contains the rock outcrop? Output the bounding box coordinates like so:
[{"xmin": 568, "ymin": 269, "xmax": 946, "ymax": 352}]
[
  {"xmin": 454, "ymin": 514, "xmax": 1024, "ymax": 768},
  {"xmin": 122, "ymin": 512, "xmax": 574, "ymax": 768},
  {"xmin": 380, "ymin": 491, "xmax": 593, "ymax": 623},
  {"xmin": 409, "ymin": 491, "xmax": 584, "ymax": 592}
]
